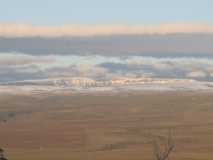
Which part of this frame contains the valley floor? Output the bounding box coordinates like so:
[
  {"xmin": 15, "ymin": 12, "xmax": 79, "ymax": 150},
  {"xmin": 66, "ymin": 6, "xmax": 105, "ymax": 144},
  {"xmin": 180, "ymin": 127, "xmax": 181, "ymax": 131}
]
[{"xmin": 0, "ymin": 91, "xmax": 213, "ymax": 160}]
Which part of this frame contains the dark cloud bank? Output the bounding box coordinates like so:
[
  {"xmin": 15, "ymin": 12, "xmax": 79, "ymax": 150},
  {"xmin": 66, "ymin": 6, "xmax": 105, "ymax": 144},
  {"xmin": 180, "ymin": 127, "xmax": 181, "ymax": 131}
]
[{"xmin": 0, "ymin": 33, "xmax": 213, "ymax": 57}]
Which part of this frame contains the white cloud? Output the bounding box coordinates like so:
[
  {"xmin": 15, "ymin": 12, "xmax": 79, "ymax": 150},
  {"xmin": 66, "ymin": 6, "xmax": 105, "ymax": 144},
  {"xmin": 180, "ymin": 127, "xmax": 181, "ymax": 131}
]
[
  {"xmin": 0, "ymin": 53, "xmax": 55, "ymax": 66},
  {"xmin": 186, "ymin": 71, "xmax": 208, "ymax": 78},
  {"xmin": 1, "ymin": 53, "xmax": 213, "ymax": 82}
]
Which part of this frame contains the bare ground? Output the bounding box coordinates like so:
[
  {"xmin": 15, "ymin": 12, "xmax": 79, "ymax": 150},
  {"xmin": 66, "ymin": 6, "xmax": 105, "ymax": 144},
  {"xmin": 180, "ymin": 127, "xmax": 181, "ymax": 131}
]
[{"xmin": 0, "ymin": 91, "xmax": 213, "ymax": 160}]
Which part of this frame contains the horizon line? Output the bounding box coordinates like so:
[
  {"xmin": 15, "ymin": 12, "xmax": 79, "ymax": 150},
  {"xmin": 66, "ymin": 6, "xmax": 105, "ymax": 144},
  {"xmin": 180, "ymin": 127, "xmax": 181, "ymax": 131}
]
[{"xmin": 1, "ymin": 22, "xmax": 213, "ymax": 37}]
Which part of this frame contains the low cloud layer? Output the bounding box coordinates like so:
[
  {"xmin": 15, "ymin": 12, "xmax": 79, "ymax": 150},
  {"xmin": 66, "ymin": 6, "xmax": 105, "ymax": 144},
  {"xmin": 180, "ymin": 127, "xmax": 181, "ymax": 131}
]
[
  {"xmin": 1, "ymin": 53, "xmax": 213, "ymax": 83},
  {"xmin": 0, "ymin": 53, "xmax": 54, "ymax": 66},
  {"xmin": 1, "ymin": 23, "xmax": 213, "ymax": 37}
]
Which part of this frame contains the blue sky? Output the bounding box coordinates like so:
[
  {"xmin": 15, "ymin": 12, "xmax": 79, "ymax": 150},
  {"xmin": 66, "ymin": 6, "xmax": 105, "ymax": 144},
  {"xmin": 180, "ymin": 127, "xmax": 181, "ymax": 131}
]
[{"xmin": 1, "ymin": 0, "xmax": 213, "ymax": 25}]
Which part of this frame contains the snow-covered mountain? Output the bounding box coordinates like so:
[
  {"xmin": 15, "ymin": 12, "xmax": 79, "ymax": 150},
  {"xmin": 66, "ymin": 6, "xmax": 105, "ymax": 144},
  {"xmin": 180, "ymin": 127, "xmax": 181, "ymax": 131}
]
[
  {"xmin": 1, "ymin": 77, "xmax": 213, "ymax": 95},
  {"xmin": 2, "ymin": 77, "xmax": 109, "ymax": 87},
  {"xmin": 1, "ymin": 77, "xmax": 197, "ymax": 87}
]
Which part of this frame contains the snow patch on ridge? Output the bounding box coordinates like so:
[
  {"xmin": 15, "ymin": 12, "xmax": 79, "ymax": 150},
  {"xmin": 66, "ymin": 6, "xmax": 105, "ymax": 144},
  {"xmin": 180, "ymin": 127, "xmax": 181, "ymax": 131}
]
[{"xmin": 1, "ymin": 77, "xmax": 213, "ymax": 95}]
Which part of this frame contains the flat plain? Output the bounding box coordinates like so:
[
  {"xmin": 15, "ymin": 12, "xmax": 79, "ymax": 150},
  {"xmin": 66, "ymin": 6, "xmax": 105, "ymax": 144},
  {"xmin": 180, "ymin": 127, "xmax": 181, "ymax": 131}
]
[{"xmin": 1, "ymin": 91, "xmax": 213, "ymax": 160}]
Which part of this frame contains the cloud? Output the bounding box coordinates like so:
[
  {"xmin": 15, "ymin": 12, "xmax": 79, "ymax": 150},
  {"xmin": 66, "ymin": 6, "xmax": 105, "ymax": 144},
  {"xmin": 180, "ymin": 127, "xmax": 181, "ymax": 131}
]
[
  {"xmin": 186, "ymin": 70, "xmax": 208, "ymax": 78},
  {"xmin": 99, "ymin": 56, "xmax": 213, "ymax": 80},
  {"xmin": 1, "ymin": 22, "xmax": 213, "ymax": 37},
  {"xmin": 0, "ymin": 53, "xmax": 55, "ymax": 66},
  {"xmin": 1, "ymin": 53, "xmax": 213, "ymax": 82},
  {"xmin": 0, "ymin": 65, "xmax": 46, "ymax": 83},
  {"xmin": 46, "ymin": 64, "xmax": 109, "ymax": 79}
]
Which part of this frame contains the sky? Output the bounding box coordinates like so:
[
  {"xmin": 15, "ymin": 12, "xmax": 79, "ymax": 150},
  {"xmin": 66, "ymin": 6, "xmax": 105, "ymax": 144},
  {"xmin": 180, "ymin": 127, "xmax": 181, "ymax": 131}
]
[
  {"xmin": 1, "ymin": 0, "xmax": 213, "ymax": 83},
  {"xmin": 1, "ymin": 0, "xmax": 213, "ymax": 25}
]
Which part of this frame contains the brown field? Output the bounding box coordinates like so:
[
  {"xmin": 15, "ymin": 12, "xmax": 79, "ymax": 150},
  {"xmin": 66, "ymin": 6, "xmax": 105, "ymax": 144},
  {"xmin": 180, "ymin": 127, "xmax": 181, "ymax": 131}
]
[{"xmin": 1, "ymin": 91, "xmax": 213, "ymax": 160}]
